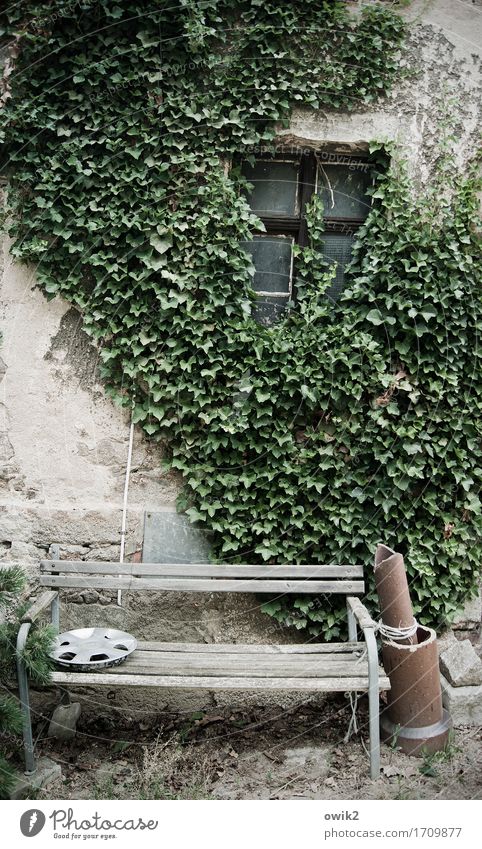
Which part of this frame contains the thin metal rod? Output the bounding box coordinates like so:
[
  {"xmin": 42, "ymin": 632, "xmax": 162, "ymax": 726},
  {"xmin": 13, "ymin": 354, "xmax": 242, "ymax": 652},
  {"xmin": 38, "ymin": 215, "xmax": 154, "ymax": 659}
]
[
  {"xmin": 118, "ymin": 409, "xmax": 135, "ymax": 607},
  {"xmin": 16, "ymin": 622, "xmax": 36, "ymax": 775},
  {"xmin": 51, "ymin": 594, "xmax": 60, "ymax": 631},
  {"xmin": 346, "ymin": 598, "xmax": 358, "ymax": 642}
]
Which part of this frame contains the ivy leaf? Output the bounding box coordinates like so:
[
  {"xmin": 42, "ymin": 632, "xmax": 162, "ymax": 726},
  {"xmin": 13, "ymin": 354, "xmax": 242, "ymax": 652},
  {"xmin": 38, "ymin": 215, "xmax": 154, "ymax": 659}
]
[
  {"xmin": 464, "ymin": 494, "xmax": 480, "ymax": 514},
  {"xmin": 420, "ymin": 305, "xmax": 437, "ymax": 322},
  {"xmin": 366, "ymin": 309, "xmax": 384, "ymax": 325},
  {"xmin": 150, "ymin": 234, "xmax": 172, "ymax": 254},
  {"xmin": 300, "ymin": 384, "xmax": 317, "ymax": 403}
]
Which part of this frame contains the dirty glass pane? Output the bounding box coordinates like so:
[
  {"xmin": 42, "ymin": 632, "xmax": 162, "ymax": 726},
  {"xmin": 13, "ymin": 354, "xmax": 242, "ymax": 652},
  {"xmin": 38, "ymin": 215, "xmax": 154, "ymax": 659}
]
[
  {"xmin": 240, "ymin": 235, "xmax": 293, "ymax": 294},
  {"xmin": 252, "ymin": 296, "xmax": 290, "ymax": 326},
  {"xmin": 322, "ymin": 232, "xmax": 355, "ymax": 302},
  {"xmin": 317, "ymin": 164, "xmax": 372, "ymax": 220},
  {"xmin": 242, "ymin": 160, "xmax": 299, "ymax": 216}
]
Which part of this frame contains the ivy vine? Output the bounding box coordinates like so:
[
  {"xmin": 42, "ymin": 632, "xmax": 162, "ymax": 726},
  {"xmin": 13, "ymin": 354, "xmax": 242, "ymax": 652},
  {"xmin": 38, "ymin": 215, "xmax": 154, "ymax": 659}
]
[{"xmin": 0, "ymin": 1, "xmax": 480, "ymax": 638}]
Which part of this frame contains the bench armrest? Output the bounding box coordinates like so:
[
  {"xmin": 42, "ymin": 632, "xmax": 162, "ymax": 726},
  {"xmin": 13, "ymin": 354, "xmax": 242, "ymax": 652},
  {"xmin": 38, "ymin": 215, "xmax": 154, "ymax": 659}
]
[
  {"xmin": 347, "ymin": 596, "xmax": 377, "ymax": 631},
  {"xmin": 21, "ymin": 590, "xmax": 58, "ymax": 624}
]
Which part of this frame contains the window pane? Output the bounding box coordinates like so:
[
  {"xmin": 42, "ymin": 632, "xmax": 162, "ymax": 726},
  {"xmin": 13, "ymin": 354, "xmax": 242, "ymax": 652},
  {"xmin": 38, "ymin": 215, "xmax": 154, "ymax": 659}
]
[
  {"xmin": 242, "ymin": 160, "xmax": 299, "ymax": 216},
  {"xmin": 322, "ymin": 232, "xmax": 355, "ymax": 302},
  {"xmin": 240, "ymin": 235, "xmax": 293, "ymax": 294},
  {"xmin": 317, "ymin": 164, "xmax": 371, "ymax": 220},
  {"xmin": 252, "ymin": 296, "xmax": 290, "ymax": 326}
]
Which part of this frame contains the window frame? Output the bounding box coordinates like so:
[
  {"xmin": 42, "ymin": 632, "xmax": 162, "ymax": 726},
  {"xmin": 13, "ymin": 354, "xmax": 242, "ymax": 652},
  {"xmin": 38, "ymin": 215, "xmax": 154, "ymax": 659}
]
[
  {"xmin": 237, "ymin": 149, "xmax": 372, "ymax": 317},
  {"xmin": 244, "ymin": 232, "xmax": 296, "ymax": 299}
]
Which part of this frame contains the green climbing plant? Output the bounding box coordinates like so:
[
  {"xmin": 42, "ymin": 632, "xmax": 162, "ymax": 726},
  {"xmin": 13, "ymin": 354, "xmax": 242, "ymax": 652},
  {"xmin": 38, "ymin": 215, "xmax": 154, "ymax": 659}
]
[{"xmin": 0, "ymin": 1, "xmax": 480, "ymax": 639}]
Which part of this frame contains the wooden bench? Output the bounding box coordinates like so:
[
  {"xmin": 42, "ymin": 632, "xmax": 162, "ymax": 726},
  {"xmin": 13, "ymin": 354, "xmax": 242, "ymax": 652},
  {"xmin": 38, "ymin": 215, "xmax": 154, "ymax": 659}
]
[{"xmin": 16, "ymin": 558, "xmax": 389, "ymax": 779}]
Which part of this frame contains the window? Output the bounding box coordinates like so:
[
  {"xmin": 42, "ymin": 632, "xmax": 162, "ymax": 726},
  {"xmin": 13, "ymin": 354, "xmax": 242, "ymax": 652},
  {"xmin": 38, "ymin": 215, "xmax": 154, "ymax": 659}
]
[{"xmin": 239, "ymin": 150, "xmax": 373, "ymax": 324}]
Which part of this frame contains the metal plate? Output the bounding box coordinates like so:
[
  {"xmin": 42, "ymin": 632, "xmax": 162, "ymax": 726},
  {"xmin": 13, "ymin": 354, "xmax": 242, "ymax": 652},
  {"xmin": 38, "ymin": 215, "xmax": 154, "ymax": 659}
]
[
  {"xmin": 50, "ymin": 628, "xmax": 137, "ymax": 671},
  {"xmin": 142, "ymin": 511, "xmax": 212, "ymax": 564}
]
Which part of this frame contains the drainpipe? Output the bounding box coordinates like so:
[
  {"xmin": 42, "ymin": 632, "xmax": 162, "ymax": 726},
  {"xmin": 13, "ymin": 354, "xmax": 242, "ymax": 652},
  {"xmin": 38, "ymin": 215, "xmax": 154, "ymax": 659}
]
[{"xmin": 375, "ymin": 544, "xmax": 452, "ymax": 756}]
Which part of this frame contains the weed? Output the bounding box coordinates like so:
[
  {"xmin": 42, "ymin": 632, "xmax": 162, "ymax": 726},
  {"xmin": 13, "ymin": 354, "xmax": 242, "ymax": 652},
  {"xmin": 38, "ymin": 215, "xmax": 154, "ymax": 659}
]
[
  {"xmin": 418, "ymin": 731, "xmax": 461, "ymax": 778},
  {"xmin": 91, "ymin": 733, "xmax": 212, "ymax": 800},
  {"xmin": 389, "ymin": 724, "xmax": 402, "ymax": 751}
]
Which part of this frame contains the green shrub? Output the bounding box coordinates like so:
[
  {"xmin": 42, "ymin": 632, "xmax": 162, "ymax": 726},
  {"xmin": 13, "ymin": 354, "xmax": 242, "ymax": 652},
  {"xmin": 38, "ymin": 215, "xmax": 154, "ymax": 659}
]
[{"xmin": 0, "ymin": 567, "xmax": 55, "ymax": 798}]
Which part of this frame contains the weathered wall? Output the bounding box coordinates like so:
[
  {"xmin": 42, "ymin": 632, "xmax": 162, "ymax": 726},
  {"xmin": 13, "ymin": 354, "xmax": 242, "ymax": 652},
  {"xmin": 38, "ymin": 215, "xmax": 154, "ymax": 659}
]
[
  {"xmin": 0, "ymin": 1, "xmax": 480, "ymax": 717},
  {"xmin": 0, "ymin": 230, "xmax": 180, "ymax": 567},
  {"xmin": 277, "ymin": 0, "xmax": 482, "ymax": 184}
]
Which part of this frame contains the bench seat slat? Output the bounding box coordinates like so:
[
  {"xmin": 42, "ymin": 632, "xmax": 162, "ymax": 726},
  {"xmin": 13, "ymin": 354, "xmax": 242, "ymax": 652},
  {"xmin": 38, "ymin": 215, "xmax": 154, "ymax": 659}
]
[
  {"xmin": 135, "ymin": 641, "xmax": 361, "ymax": 654},
  {"xmin": 114, "ymin": 654, "xmax": 373, "ymax": 676},
  {"xmin": 60, "ymin": 663, "xmax": 384, "ymax": 679},
  {"xmin": 132, "ymin": 650, "xmax": 363, "ymax": 663},
  {"xmin": 40, "ymin": 561, "xmax": 363, "ymax": 579},
  {"xmin": 40, "ymin": 575, "xmax": 364, "ymax": 594},
  {"xmin": 50, "ymin": 671, "xmax": 390, "ymax": 691}
]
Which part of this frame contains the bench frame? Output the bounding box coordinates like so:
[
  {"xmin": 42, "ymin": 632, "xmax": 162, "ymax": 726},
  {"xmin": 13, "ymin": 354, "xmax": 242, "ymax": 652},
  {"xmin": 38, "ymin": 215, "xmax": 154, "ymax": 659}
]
[{"xmin": 16, "ymin": 553, "xmax": 386, "ymax": 780}]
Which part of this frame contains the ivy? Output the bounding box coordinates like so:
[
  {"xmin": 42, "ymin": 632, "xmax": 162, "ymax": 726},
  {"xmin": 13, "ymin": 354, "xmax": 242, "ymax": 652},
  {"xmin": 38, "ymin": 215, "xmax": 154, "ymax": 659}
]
[{"xmin": 0, "ymin": 1, "xmax": 480, "ymax": 639}]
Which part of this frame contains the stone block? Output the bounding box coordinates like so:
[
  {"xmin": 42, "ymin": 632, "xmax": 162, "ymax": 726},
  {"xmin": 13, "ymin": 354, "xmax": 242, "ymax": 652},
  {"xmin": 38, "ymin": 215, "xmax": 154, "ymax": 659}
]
[
  {"xmin": 440, "ymin": 639, "xmax": 482, "ymax": 686},
  {"xmin": 62, "ymin": 602, "xmax": 127, "ymax": 631},
  {"xmin": 48, "ymin": 702, "xmax": 82, "ymax": 740},
  {"xmin": 451, "ymin": 592, "xmax": 482, "ymax": 630},
  {"xmin": 0, "ymin": 505, "xmax": 115, "ymax": 546},
  {"xmin": 436, "ymin": 629, "xmax": 457, "ymax": 656},
  {"xmin": 10, "ymin": 757, "xmax": 62, "ymax": 799},
  {"xmin": 80, "ymin": 590, "xmax": 101, "ymax": 604},
  {"xmin": 440, "ymin": 675, "xmax": 482, "ymax": 727},
  {"xmin": 88, "ymin": 545, "xmax": 121, "ymax": 561}
]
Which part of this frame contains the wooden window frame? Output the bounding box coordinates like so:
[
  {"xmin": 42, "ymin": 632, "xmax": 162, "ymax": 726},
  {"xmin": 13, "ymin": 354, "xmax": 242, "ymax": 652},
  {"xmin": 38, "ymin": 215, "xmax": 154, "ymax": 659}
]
[{"xmin": 239, "ymin": 149, "xmax": 371, "ymax": 315}]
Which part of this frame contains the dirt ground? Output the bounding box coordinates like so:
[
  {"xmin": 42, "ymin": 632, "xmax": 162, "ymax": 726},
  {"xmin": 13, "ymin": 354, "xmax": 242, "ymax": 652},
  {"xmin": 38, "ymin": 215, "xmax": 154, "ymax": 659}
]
[{"xmin": 19, "ymin": 694, "xmax": 482, "ymax": 801}]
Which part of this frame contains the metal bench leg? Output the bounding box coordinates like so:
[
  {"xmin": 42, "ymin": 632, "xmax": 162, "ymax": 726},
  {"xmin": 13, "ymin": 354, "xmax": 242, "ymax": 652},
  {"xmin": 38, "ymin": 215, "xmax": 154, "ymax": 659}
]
[
  {"xmin": 59, "ymin": 687, "xmax": 71, "ymax": 706},
  {"xmin": 364, "ymin": 626, "xmax": 380, "ymax": 780},
  {"xmin": 51, "ymin": 594, "xmax": 60, "ymax": 631},
  {"xmin": 346, "ymin": 598, "xmax": 358, "ymax": 642},
  {"xmin": 16, "ymin": 622, "xmax": 36, "ymax": 775}
]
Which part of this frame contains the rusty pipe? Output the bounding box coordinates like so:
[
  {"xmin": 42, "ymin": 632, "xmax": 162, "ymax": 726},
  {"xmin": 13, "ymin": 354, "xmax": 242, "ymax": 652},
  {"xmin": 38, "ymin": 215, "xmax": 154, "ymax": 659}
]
[
  {"xmin": 380, "ymin": 625, "xmax": 451, "ymax": 756},
  {"xmin": 374, "ymin": 544, "xmax": 451, "ymax": 756},
  {"xmin": 374, "ymin": 543, "xmax": 418, "ymax": 646}
]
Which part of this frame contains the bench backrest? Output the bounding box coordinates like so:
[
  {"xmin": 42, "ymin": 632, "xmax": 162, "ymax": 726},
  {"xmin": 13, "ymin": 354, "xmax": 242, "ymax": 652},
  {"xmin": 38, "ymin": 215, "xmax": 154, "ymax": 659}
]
[{"xmin": 40, "ymin": 561, "xmax": 364, "ymax": 595}]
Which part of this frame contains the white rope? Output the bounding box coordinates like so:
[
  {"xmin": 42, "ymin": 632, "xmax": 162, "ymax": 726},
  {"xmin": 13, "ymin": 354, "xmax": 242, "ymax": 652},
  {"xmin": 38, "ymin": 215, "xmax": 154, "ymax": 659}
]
[
  {"xmin": 342, "ymin": 617, "xmax": 418, "ymax": 756},
  {"xmin": 343, "ymin": 690, "xmax": 359, "ymax": 742},
  {"xmin": 376, "ymin": 618, "xmax": 419, "ymax": 641}
]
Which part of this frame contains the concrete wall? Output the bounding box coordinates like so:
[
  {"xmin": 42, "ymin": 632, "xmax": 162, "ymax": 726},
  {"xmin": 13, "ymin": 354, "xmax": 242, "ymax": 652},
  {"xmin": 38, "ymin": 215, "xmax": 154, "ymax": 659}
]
[{"xmin": 1, "ymin": 1, "xmax": 481, "ymax": 680}]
